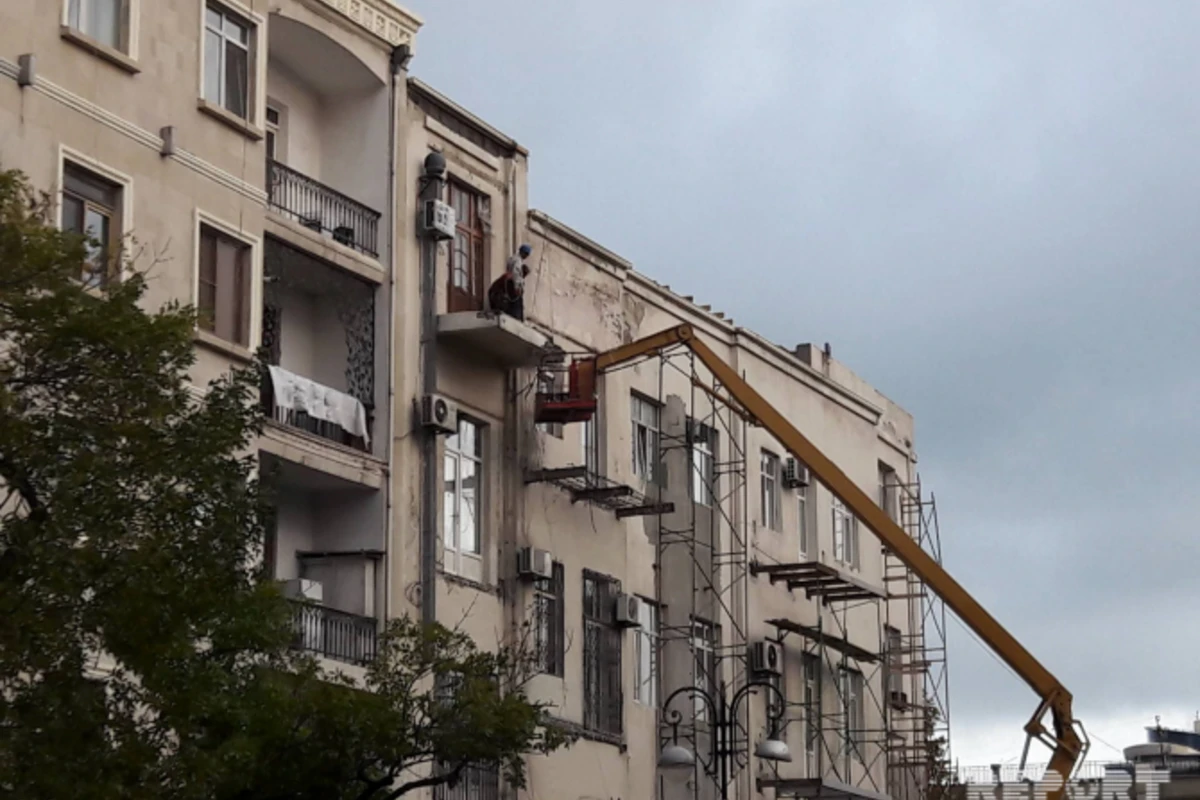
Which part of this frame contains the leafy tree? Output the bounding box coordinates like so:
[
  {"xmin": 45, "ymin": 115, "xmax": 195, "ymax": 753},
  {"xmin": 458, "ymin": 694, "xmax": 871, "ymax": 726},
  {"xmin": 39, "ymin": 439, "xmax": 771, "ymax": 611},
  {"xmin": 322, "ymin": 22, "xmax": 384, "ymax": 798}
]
[
  {"xmin": 0, "ymin": 167, "xmax": 570, "ymax": 800},
  {"xmin": 923, "ymin": 697, "xmax": 956, "ymax": 800}
]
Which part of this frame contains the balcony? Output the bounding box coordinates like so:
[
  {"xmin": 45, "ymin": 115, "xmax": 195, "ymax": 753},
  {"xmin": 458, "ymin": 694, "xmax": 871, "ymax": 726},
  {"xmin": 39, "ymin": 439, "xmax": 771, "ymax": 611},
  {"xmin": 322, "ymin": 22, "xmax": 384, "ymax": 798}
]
[
  {"xmin": 289, "ymin": 600, "xmax": 377, "ymax": 665},
  {"xmin": 262, "ymin": 238, "xmax": 378, "ymax": 455},
  {"xmin": 437, "ymin": 310, "xmax": 555, "ymax": 368},
  {"xmin": 267, "ymin": 160, "xmax": 381, "ymax": 257}
]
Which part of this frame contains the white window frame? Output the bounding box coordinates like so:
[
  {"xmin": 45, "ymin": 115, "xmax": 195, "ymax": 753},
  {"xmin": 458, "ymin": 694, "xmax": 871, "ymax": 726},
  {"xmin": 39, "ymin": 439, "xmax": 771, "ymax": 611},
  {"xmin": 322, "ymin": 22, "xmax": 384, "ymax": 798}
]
[
  {"xmin": 198, "ymin": 0, "xmax": 266, "ymax": 127},
  {"xmin": 265, "ymin": 102, "xmax": 285, "ymax": 162},
  {"xmin": 842, "ymin": 668, "xmax": 865, "ymax": 757},
  {"xmin": 56, "ymin": 147, "xmax": 133, "ymax": 289},
  {"xmin": 689, "ymin": 420, "xmax": 715, "ymax": 507},
  {"xmin": 443, "ymin": 416, "xmax": 484, "ymax": 582},
  {"xmin": 631, "ymin": 393, "xmax": 662, "ymax": 486},
  {"xmin": 581, "ymin": 414, "xmax": 600, "ymax": 477},
  {"xmin": 63, "ymin": 0, "xmax": 139, "ymax": 57},
  {"xmin": 879, "ymin": 462, "xmax": 899, "ymax": 522},
  {"xmin": 798, "ymin": 482, "xmax": 812, "ymax": 559},
  {"xmin": 803, "ymin": 654, "xmax": 818, "ymax": 768},
  {"xmin": 691, "ymin": 618, "xmax": 717, "ymax": 722},
  {"xmin": 832, "ymin": 496, "xmax": 860, "ymax": 570},
  {"xmin": 633, "ymin": 598, "xmax": 658, "ymax": 707},
  {"xmin": 191, "ymin": 209, "xmax": 262, "ymax": 354},
  {"xmin": 760, "ymin": 450, "xmax": 781, "ymax": 531}
]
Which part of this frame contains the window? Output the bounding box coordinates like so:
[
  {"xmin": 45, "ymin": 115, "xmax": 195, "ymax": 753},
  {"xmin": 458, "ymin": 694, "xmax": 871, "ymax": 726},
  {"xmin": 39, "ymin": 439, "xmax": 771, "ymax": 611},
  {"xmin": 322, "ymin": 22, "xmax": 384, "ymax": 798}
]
[
  {"xmin": 631, "ymin": 393, "xmax": 662, "ymax": 486},
  {"xmin": 265, "ymin": 104, "xmax": 281, "ymax": 161},
  {"xmin": 689, "ymin": 420, "xmax": 716, "ymax": 506},
  {"xmin": 197, "ymin": 223, "xmax": 251, "ymax": 346},
  {"xmin": 803, "ymin": 654, "xmax": 818, "ymax": 765},
  {"xmin": 760, "ymin": 450, "xmax": 781, "ymax": 531},
  {"xmin": 203, "ymin": 3, "xmax": 253, "ymax": 120},
  {"xmin": 443, "ymin": 418, "xmax": 483, "ymax": 577},
  {"xmin": 797, "ymin": 482, "xmax": 812, "ymax": 559},
  {"xmin": 634, "ymin": 599, "xmax": 658, "ymax": 707},
  {"xmin": 67, "ymin": 0, "xmax": 125, "ymax": 50},
  {"xmin": 447, "ymin": 182, "xmax": 488, "ymax": 312},
  {"xmin": 533, "ymin": 562, "xmax": 564, "ymax": 677},
  {"xmin": 885, "ymin": 626, "xmax": 904, "ymax": 702},
  {"xmin": 583, "ymin": 571, "xmax": 622, "ymax": 737},
  {"xmin": 832, "ymin": 496, "xmax": 860, "ymax": 570},
  {"xmin": 691, "ymin": 618, "xmax": 717, "ymax": 722},
  {"xmin": 879, "ymin": 462, "xmax": 899, "ymax": 522},
  {"xmin": 434, "ymin": 765, "xmax": 499, "ymax": 800},
  {"xmin": 536, "ymin": 371, "xmax": 563, "ymax": 439},
  {"xmin": 61, "ymin": 162, "xmax": 122, "ymax": 288},
  {"xmin": 581, "ymin": 416, "xmax": 599, "ymax": 477},
  {"xmin": 841, "ymin": 668, "xmax": 865, "ymax": 755}
]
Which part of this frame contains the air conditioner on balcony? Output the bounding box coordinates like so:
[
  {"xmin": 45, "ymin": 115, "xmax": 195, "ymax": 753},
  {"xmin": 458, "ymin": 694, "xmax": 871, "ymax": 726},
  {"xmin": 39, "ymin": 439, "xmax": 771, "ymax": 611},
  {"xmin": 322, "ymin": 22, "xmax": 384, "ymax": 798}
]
[
  {"xmin": 420, "ymin": 199, "xmax": 456, "ymax": 241},
  {"xmin": 421, "ymin": 393, "xmax": 459, "ymax": 435},
  {"xmin": 614, "ymin": 593, "xmax": 642, "ymax": 628},
  {"xmin": 749, "ymin": 640, "xmax": 782, "ymax": 676},
  {"xmin": 516, "ymin": 547, "xmax": 553, "ymax": 581},
  {"xmin": 783, "ymin": 457, "xmax": 809, "ymax": 488},
  {"xmin": 282, "ymin": 578, "xmax": 323, "ymax": 604}
]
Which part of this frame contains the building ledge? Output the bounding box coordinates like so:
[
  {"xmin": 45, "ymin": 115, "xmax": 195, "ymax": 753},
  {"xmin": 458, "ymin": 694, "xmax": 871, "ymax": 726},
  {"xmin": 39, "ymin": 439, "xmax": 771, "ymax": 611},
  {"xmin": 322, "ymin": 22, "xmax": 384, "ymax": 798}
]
[
  {"xmin": 437, "ymin": 310, "xmax": 555, "ymax": 367},
  {"xmin": 525, "ymin": 465, "xmax": 673, "ymax": 518},
  {"xmin": 756, "ymin": 777, "xmax": 891, "ymax": 800},
  {"xmin": 260, "ymin": 421, "xmax": 384, "ymax": 490},
  {"xmin": 765, "ymin": 617, "xmax": 880, "ymax": 664},
  {"xmin": 750, "ymin": 560, "xmax": 885, "ymax": 603}
]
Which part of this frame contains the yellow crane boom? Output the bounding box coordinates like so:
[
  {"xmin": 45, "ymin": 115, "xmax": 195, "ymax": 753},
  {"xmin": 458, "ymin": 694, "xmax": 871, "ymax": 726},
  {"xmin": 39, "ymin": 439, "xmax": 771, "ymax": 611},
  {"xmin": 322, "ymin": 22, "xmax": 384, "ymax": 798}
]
[{"xmin": 578, "ymin": 323, "xmax": 1087, "ymax": 797}]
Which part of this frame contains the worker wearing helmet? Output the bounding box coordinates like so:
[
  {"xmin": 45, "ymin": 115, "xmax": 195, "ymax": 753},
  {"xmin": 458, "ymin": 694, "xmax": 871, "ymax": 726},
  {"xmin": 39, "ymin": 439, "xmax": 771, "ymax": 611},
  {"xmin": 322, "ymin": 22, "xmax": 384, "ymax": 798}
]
[{"xmin": 489, "ymin": 243, "xmax": 532, "ymax": 321}]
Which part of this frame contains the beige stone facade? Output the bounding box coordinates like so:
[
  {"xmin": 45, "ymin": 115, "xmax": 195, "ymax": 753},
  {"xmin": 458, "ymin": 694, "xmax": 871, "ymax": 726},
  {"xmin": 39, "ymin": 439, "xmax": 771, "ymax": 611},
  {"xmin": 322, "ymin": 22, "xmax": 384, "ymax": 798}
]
[{"xmin": 0, "ymin": 2, "xmax": 948, "ymax": 799}]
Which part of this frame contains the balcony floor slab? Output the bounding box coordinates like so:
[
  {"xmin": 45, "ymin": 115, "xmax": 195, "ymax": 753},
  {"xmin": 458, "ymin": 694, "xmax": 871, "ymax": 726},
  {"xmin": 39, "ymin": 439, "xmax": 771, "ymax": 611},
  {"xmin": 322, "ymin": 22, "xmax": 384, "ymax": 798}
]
[
  {"xmin": 437, "ymin": 311, "xmax": 554, "ymax": 367},
  {"xmin": 260, "ymin": 422, "xmax": 384, "ymax": 490}
]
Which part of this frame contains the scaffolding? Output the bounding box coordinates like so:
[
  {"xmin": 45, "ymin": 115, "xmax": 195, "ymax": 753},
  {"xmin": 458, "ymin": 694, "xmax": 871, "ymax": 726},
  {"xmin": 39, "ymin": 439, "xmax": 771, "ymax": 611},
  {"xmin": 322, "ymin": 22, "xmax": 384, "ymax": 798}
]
[
  {"xmin": 883, "ymin": 479, "xmax": 952, "ymax": 800},
  {"xmin": 534, "ymin": 339, "xmax": 951, "ymax": 800}
]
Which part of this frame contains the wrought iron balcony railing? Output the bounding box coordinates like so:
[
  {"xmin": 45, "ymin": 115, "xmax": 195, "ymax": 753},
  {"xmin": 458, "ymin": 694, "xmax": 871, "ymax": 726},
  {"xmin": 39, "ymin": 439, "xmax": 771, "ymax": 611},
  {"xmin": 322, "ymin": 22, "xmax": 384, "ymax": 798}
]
[
  {"xmin": 266, "ymin": 159, "xmax": 381, "ymax": 257},
  {"xmin": 289, "ymin": 600, "xmax": 378, "ymax": 666}
]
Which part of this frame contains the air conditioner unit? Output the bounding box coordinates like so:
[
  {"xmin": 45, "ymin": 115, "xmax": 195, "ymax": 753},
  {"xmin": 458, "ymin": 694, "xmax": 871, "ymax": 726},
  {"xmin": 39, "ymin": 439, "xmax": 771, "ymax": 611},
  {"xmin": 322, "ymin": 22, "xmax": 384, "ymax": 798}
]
[
  {"xmin": 421, "ymin": 393, "xmax": 459, "ymax": 435},
  {"xmin": 516, "ymin": 547, "xmax": 553, "ymax": 581},
  {"xmin": 890, "ymin": 689, "xmax": 909, "ymax": 710},
  {"xmin": 420, "ymin": 199, "xmax": 456, "ymax": 241},
  {"xmin": 749, "ymin": 640, "xmax": 782, "ymax": 676},
  {"xmin": 783, "ymin": 457, "xmax": 809, "ymax": 488},
  {"xmin": 614, "ymin": 593, "xmax": 642, "ymax": 628},
  {"xmin": 282, "ymin": 578, "xmax": 323, "ymax": 604}
]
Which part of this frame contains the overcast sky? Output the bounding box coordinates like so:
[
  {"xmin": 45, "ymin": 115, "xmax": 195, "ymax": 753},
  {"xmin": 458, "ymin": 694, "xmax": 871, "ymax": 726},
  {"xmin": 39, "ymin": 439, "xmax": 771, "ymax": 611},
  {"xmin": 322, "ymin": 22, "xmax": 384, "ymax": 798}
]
[{"xmin": 410, "ymin": 1, "xmax": 1200, "ymax": 768}]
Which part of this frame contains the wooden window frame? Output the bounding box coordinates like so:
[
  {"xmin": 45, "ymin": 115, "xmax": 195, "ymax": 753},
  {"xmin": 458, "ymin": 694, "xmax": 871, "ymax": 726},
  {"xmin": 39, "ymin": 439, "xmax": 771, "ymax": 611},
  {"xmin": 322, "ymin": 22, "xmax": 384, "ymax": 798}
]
[
  {"xmin": 446, "ymin": 180, "xmax": 488, "ymax": 313},
  {"xmin": 533, "ymin": 561, "xmax": 565, "ymax": 678},
  {"xmin": 197, "ymin": 222, "xmax": 252, "ymax": 348},
  {"xmin": 582, "ymin": 570, "xmax": 623, "ymax": 737},
  {"xmin": 60, "ymin": 160, "xmax": 124, "ymax": 289}
]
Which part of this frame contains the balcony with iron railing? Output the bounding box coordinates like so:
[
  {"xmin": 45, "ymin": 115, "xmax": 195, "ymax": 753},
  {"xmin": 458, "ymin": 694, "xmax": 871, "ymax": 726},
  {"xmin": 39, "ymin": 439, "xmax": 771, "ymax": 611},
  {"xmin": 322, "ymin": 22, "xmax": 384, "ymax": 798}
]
[
  {"xmin": 260, "ymin": 368, "xmax": 373, "ymax": 453},
  {"xmin": 266, "ymin": 159, "xmax": 382, "ymax": 258},
  {"xmin": 289, "ymin": 599, "xmax": 378, "ymax": 666}
]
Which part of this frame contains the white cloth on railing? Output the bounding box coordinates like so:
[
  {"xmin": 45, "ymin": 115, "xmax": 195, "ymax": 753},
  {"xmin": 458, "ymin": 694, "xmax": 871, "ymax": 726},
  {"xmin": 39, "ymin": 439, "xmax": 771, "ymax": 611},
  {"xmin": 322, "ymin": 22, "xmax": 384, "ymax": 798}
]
[{"xmin": 267, "ymin": 365, "xmax": 370, "ymax": 447}]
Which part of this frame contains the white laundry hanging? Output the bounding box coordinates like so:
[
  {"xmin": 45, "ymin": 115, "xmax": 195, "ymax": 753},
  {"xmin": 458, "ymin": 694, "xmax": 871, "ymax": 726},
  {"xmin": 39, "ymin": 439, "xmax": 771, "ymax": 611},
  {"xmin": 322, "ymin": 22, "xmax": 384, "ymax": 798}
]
[{"xmin": 267, "ymin": 365, "xmax": 370, "ymax": 448}]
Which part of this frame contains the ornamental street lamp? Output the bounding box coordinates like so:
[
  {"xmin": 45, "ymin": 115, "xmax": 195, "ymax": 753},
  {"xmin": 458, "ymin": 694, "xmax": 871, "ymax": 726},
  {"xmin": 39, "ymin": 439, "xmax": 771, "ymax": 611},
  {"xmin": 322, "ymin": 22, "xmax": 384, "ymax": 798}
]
[{"xmin": 658, "ymin": 679, "xmax": 791, "ymax": 799}]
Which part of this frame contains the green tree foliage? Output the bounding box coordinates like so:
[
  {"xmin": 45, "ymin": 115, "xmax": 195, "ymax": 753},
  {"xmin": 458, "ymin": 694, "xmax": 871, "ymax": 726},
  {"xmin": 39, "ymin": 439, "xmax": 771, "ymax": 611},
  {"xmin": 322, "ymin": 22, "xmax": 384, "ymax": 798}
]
[
  {"xmin": 0, "ymin": 168, "xmax": 570, "ymax": 799},
  {"xmin": 923, "ymin": 697, "xmax": 956, "ymax": 800}
]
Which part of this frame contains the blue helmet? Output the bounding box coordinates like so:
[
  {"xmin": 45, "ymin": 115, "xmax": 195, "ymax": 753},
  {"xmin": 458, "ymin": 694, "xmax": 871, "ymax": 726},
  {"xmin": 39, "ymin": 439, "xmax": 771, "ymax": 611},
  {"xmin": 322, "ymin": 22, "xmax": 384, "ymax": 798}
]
[{"xmin": 518, "ymin": 243, "xmax": 532, "ymax": 257}]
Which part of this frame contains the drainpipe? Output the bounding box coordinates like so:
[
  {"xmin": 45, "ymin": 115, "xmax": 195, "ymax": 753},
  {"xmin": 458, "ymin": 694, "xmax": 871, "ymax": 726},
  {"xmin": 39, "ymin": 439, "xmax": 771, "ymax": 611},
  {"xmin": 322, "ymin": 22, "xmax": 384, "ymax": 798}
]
[
  {"xmin": 418, "ymin": 150, "xmax": 446, "ymax": 627},
  {"xmin": 384, "ymin": 43, "xmax": 412, "ymax": 624}
]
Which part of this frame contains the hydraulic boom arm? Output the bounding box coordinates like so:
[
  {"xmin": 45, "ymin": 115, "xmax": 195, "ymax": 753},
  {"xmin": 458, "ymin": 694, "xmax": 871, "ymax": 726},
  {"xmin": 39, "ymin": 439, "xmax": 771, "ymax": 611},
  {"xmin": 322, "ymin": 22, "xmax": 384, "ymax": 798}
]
[{"xmin": 581, "ymin": 324, "xmax": 1086, "ymax": 796}]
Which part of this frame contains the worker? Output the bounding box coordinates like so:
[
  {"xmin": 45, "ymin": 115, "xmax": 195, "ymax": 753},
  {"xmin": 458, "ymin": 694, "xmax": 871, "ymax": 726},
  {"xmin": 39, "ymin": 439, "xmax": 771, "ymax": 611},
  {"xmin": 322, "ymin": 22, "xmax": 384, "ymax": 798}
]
[{"xmin": 488, "ymin": 243, "xmax": 532, "ymax": 321}]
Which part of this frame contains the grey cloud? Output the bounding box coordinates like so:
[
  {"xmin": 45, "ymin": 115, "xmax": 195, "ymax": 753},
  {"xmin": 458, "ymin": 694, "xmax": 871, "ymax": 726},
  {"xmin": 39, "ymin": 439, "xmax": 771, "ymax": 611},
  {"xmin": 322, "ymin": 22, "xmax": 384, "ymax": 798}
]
[{"xmin": 412, "ymin": 0, "xmax": 1200, "ymax": 763}]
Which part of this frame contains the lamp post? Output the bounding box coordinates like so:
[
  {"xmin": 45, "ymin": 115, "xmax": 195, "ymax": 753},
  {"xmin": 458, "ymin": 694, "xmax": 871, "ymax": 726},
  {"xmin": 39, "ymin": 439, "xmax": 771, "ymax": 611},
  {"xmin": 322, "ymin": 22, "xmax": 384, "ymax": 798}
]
[{"xmin": 658, "ymin": 679, "xmax": 791, "ymax": 799}]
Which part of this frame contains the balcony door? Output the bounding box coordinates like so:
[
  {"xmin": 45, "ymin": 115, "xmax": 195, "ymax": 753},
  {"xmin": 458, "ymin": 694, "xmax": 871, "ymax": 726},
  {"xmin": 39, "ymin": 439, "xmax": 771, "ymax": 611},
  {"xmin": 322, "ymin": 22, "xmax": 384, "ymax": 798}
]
[{"xmin": 447, "ymin": 181, "xmax": 487, "ymax": 312}]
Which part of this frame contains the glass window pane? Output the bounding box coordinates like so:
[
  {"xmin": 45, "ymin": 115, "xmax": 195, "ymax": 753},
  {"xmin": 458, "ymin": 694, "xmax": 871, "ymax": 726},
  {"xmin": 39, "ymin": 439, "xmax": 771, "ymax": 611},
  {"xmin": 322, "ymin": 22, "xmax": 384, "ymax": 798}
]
[
  {"xmin": 206, "ymin": 6, "xmax": 222, "ymax": 31},
  {"xmin": 68, "ymin": 0, "xmax": 83, "ymax": 31},
  {"xmin": 224, "ymin": 41, "xmax": 249, "ymax": 118},
  {"xmin": 204, "ymin": 29, "xmax": 222, "ymax": 104},
  {"xmin": 89, "ymin": 0, "xmax": 121, "ymax": 48},
  {"xmin": 443, "ymin": 454, "xmax": 457, "ymax": 548},
  {"xmin": 61, "ymin": 194, "xmax": 84, "ymax": 235},
  {"xmin": 459, "ymin": 459, "xmax": 477, "ymax": 553},
  {"xmin": 224, "ymin": 14, "xmax": 247, "ymax": 43}
]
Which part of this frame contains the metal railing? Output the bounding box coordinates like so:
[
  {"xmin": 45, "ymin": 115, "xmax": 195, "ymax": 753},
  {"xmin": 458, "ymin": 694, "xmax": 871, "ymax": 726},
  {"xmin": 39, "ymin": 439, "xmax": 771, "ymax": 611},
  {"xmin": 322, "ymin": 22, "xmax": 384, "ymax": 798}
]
[
  {"xmin": 289, "ymin": 600, "xmax": 378, "ymax": 665},
  {"xmin": 260, "ymin": 370, "xmax": 372, "ymax": 452},
  {"xmin": 433, "ymin": 764, "xmax": 500, "ymax": 800},
  {"xmin": 266, "ymin": 159, "xmax": 381, "ymax": 257},
  {"xmin": 956, "ymin": 762, "xmax": 1114, "ymax": 784}
]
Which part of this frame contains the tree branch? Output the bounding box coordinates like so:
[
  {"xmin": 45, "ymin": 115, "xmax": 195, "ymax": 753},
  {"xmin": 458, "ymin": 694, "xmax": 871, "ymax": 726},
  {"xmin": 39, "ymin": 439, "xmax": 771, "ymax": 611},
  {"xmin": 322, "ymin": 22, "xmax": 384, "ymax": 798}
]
[{"xmin": 382, "ymin": 761, "xmax": 465, "ymax": 800}]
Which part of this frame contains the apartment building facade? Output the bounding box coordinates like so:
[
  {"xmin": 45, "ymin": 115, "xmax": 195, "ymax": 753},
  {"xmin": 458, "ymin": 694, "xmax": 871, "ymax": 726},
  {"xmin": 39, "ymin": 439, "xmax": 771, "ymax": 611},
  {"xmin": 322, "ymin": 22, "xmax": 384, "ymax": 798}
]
[
  {"xmin": 0, "ymin": 3, "xmax": 949, "ymax": 798},
  {"xmin": 0, "ymin": 0, "xmax": 421, "ymax": 662}
]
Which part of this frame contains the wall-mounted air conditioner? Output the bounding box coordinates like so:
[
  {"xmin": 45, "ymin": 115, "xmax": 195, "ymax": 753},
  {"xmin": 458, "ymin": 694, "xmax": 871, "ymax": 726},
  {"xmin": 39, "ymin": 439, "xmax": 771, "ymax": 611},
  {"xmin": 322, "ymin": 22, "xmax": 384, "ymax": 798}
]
[
  {"xmin": 420, "ymin": 199, "xmax": 456, "ymax": 241},
  {"xmin": 614, "ymin": 593, "xmax": 642, "ymax": 628},
  {"xmin": 749, "ymin": 640, "xmax": 782, "ymax": 676},
  {"xmin": 516, "ymin": 547, "xmax": 553, "ymax": 581},
  {"xmin": 783, "ymin": 457, "xmax": 809, "ymax": 488},
  {"xmin": 421, "ymin": 393, "xmax": 459, "ymax": 435}
]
